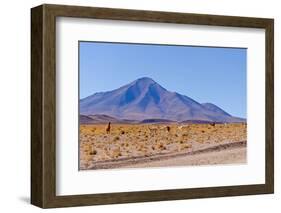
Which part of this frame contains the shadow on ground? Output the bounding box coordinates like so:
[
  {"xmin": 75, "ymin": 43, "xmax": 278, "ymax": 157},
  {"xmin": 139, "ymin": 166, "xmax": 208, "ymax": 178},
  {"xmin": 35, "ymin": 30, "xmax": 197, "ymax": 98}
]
[{"xmin": 18, "ymin": 196, "xmax": 30, "ymax": 204}]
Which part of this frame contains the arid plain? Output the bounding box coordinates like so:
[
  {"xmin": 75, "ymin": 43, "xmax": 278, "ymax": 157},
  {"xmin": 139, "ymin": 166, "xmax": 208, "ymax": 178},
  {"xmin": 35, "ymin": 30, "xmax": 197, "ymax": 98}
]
[{"xmin": 80, "ymin": 123, "xmax": 247, "ymax": 170}]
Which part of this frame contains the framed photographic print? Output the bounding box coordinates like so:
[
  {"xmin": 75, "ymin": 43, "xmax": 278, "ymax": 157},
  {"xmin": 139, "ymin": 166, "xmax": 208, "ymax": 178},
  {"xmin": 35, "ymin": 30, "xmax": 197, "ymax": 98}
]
[{"xmin": 31, "ymin": 4, "xmax": 274, "ymax": 208}]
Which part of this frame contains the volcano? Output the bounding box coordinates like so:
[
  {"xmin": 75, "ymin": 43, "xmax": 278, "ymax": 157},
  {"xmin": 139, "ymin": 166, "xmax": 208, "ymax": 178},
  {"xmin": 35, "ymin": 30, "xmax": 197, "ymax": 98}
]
[{"xmin": 80, "ymin": 77, "xmax": 245, "ymax": 123}]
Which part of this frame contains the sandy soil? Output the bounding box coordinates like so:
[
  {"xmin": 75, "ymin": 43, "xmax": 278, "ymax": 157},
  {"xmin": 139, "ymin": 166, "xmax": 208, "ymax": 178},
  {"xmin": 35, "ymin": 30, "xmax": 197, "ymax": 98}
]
[
  {"xmin": 123, "ymin": 146, "xmax": 246, "ymax": 169},
  {"xmin": 79, "ymin": 123, "xmax": 247, "ymax": 170}
]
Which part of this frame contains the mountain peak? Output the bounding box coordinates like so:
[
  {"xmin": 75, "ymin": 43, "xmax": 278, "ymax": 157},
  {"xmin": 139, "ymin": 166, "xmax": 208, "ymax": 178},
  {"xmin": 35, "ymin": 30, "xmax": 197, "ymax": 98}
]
[
  {"xmin": 134, "ymin": 77, "xmax": 155, "ymax": 84},
  {"xmin": 127, "ymin": 77, "xmax": 164, "ymax": 92}
]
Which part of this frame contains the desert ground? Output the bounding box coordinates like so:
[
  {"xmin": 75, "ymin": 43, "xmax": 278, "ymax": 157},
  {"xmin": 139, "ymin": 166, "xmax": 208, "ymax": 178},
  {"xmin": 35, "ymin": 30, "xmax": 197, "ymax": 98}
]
[{"xmin": 79, "ymin": 123, "xmax": 247, "ymax": 170}]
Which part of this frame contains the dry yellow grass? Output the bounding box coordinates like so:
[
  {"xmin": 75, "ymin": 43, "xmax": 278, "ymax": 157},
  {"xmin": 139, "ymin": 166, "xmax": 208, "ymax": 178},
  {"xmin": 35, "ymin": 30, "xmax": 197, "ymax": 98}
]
[{"xmin": 79, "ymin": 123, "xmax": 246, "ymax": 170}]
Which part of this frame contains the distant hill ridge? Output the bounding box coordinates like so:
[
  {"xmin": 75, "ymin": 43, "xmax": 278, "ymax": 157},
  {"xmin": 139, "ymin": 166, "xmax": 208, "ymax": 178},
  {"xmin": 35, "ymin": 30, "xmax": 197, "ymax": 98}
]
[{"xmin": 80, "ymin": 77, "xmax": 246, "ymax": 123}]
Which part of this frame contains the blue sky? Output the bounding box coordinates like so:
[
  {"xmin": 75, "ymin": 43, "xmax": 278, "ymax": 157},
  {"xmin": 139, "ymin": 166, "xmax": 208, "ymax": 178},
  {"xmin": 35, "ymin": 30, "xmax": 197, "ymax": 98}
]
[{"xmin": 79, "ymin": 42, "xmax": 247, "ymax": 118}]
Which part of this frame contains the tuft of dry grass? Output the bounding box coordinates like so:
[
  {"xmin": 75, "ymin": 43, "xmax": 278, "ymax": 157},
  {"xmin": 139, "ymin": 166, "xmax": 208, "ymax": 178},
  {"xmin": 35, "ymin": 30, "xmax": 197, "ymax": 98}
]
[{"xmin": 113, "ymin": 136, "xmax": 120, "ymax": 141}]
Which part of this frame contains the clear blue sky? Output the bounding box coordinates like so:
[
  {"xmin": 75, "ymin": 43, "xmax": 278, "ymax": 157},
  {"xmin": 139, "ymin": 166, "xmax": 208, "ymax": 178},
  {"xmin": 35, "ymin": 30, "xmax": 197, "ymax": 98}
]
[{"xmin": 79, "ymin": 41, "xmax": 247, "ymax": 118}]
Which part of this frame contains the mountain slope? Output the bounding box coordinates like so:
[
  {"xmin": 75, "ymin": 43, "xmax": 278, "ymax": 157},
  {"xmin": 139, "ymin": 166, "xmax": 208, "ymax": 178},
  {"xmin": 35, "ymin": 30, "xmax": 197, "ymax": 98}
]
[
  {"xmin": 80, "ymin": 77, "xmax": 245, "ymax": 123},
  {"xmin": 79, "ymin": 114, "xmax": 139, "ymax": 124}
]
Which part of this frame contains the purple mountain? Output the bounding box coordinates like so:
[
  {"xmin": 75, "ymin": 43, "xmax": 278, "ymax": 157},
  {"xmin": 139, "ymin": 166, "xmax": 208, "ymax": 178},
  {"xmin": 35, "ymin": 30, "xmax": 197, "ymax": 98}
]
[{"xmin": 80, "ymin": 77, "xmax": 245, "ymax": 123}]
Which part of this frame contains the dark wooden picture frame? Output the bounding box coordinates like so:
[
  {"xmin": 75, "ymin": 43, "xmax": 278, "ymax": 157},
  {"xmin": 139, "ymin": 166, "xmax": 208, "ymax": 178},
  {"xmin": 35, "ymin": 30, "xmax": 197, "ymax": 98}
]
[{"xmin": 31, "ymin": 4, "xmax": 274, "ymax": 208}]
